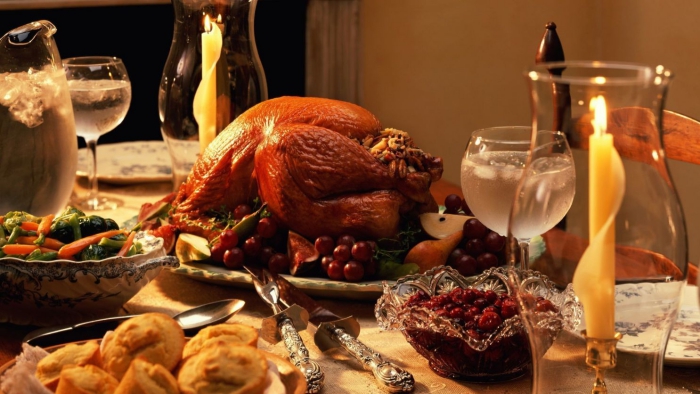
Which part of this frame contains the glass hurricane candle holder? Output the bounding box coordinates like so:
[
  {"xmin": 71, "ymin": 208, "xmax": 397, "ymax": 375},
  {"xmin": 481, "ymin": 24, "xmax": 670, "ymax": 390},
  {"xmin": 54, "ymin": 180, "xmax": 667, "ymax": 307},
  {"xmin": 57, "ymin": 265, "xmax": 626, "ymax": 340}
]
[
  {"xmin": 508, "ymin": 61, "xmax": 688, "ymax": 393},
  {"xmin": 159, "ymin": 0, "xmax": 268, "ymax": 191}
]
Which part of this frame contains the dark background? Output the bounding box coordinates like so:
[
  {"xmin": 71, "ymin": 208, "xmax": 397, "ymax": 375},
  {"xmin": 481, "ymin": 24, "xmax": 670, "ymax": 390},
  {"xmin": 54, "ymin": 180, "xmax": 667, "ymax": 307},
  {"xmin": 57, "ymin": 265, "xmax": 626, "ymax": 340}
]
[{"xmin": 0, "ymin": 0, "xmax": 308, "ymax": 146}]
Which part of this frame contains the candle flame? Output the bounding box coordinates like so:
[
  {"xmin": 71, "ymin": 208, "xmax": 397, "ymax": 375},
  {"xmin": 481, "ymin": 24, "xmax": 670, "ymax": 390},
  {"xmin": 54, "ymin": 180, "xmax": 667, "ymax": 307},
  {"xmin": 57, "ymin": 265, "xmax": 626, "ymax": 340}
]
[
  {"xmin": 204, "ymin": 14, "xmax": 212, "ymax": 33},
  {"xmin": 590, "ymin": 95, "xmax": 607, "ymax": 137},
  {"xmin": 217, "ymin": 14, "xmax": 222, "ymax": 24}
]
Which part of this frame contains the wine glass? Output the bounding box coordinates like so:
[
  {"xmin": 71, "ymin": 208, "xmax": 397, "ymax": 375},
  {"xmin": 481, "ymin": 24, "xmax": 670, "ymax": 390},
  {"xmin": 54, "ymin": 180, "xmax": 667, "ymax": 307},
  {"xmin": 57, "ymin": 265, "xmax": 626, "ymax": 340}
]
[
  {"xmin": 460, "ymin": 126, "xmax": 575, "ymax": 268},
  {"xmin": 64, "ymin": 56, "xmax": 132, "ymax": 211}
]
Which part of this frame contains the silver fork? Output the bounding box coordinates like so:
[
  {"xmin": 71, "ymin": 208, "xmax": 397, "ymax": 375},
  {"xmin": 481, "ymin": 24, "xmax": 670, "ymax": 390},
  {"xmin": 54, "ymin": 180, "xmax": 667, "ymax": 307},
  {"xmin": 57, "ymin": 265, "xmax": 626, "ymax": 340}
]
[{"xmin": 248, "ymin": 267, "xmax": 325, "ymax": 394}]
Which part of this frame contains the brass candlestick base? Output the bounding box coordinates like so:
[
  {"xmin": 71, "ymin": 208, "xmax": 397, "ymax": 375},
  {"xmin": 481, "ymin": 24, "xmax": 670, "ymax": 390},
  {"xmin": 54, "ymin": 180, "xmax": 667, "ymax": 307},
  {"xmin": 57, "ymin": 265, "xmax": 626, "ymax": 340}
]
[{"xmin": 581, "ymin": 330, "xmax": 623, "ymax": 394}]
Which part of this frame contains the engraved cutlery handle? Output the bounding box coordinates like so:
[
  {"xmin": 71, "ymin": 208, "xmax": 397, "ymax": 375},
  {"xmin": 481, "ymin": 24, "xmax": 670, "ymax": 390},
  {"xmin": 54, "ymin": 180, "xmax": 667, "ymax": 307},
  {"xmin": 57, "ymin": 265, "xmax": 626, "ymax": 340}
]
[
  {"xmin": 323, "ymin": 324, "xmax": 415, "ymax": 392},
  {"xmin": 278, "ymin": 315, "xmax": 324, "ymax": 394}
]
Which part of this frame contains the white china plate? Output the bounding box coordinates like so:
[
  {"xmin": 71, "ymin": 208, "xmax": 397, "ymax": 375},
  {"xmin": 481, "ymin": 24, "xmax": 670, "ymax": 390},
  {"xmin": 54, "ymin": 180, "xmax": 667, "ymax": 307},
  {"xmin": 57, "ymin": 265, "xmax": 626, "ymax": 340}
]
[
  {"xmin": 77, "ymin": 141, "xmax": 172, "ymax": 184},
  {"xmin": 664, "ymin": 285, "xmax": 700, "ymax": 366},
  {"xmin": 170, "ymin": 261, "xmax": 387, "ymax": 301},
  {"xmin": 575, "ymin": 284, "xmax": 700, "ymax": 367}
]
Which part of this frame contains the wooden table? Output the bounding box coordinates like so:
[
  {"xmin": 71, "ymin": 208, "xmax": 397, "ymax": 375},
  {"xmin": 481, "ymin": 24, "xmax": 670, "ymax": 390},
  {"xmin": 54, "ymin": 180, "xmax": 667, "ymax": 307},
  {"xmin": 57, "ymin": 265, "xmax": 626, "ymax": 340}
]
[{"xmin": 1, "ymin": 179, "xmax": 699, "ymax": 393}]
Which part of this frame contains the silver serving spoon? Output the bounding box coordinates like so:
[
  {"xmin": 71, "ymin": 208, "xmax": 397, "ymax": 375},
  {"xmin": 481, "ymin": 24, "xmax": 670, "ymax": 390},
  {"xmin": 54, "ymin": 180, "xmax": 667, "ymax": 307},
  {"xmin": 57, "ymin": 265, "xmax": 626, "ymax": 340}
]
[{"xmin": 23, "ymin": 299, "xmax": 246, "ymax": 347}]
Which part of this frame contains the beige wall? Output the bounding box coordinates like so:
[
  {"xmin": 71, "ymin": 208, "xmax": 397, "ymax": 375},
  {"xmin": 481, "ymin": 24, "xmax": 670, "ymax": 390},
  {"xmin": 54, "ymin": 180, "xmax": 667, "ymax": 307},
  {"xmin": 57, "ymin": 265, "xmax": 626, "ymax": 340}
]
[{"xmin": 360, "ymin": 0, "xmax": 700, "ymax": 265}]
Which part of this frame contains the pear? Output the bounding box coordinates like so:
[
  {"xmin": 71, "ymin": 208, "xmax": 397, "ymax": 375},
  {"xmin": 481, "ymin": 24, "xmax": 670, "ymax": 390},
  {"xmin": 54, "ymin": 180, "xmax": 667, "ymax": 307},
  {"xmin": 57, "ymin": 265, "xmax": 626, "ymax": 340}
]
[
  {"xmin": 175, "ymin": 233, "xmax": 211, "ymax": 263},
  {"xmin": 419, "ymin": 212, "xmax": 474, "ymax": 239},
  {"xmin": 404, "ymin": 230, "xmax": 464, "ymax": 273}
]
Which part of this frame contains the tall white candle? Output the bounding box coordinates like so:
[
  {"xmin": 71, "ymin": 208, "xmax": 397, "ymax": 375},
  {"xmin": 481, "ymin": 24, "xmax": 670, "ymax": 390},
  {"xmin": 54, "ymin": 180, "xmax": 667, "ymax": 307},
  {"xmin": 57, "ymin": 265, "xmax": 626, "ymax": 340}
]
[
  {"xmin": 572, "ymin": 95, "xmax": 625, "ymax": 339},
  {"xmin": 193, "ymin": 14, "xmax": 222, "ymax": 154}
]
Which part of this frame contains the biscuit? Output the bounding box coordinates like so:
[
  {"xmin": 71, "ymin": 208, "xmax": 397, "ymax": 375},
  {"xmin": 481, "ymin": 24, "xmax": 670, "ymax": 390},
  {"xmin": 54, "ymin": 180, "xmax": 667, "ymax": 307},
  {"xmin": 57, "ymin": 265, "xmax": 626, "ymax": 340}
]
[
  {"xmin": 101, "ymin": 312, "xmax": 185, "ymax": 380},
  {"xmin": 182, "ymin": 323, "xmax": 259, "ymax": 360},
  {"xmin": 177, "ymin": 344, "xmax": 268, "ymax": 394},
  {"xmin": 35, "ymin": 339, "xmax": 102, "ymax": 391},
  {"xmin": 115, "ymin": 358, "xmax": 179, "ymax": 394},
  {"xmin": 54, "ymin": 364, "xmax": 119, "ymax": 394}
]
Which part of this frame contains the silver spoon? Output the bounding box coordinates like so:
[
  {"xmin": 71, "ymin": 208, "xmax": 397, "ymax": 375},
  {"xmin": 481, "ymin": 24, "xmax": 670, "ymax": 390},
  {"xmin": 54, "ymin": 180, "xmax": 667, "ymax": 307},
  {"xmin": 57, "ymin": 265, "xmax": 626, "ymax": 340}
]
[{"xmin": 23, "ymin": 298, "xmax": 246, "ymax": 347}]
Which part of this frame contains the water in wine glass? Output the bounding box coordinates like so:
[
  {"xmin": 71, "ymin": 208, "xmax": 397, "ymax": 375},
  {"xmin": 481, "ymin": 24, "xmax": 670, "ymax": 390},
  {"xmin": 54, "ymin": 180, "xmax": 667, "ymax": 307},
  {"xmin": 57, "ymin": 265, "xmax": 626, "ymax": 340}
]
[
  {"xmin": 461, "ymin": 150, "xmax": 527, "ymax": 236},
  {"xmin": 64, "ymin": 56, "xmax": 131, "ymax": 211},
  {"xmin": 68, "ymin": 79, "xmax": 131, "ymax": 141},
  {"xmin": 509, "ymin": 154, "xmax": 575, "ymax": 240}
]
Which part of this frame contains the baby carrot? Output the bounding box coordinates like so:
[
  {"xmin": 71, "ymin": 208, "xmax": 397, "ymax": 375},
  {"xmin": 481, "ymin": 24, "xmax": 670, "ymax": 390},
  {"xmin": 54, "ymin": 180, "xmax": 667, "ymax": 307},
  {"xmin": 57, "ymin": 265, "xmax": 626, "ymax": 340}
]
[
  {"xmin": 2, "ymin": 244, "xmax": 38, "ymax": 255},
  {"xmin": 57, "ymin": 229, "xmax": 126, "ymax": 259},
  {"xmin": 20, "ymin": 221, "xmax": 39, "ymax": 232},
  {"xmin": 117, "ymin": 231, "xmax": 137, "ymax": 257},
  {"xmin": 16, "ymin": 236, "xmax": 64, "ymax": 250},
  {"xmin": 37, "ymin": 214, "xmax": 55, "ymax": 235}
]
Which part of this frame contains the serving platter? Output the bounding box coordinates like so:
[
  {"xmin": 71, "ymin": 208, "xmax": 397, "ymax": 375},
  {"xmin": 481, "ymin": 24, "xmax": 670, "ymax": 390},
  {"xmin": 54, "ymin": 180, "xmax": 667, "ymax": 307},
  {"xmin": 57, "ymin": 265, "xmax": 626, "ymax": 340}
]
[
  {"xmin": 171, "ymin": 261, "xmax": 386, "ymax": 301},
  {"xmin": 77, "ymin": 141, "xmax": 172, "ymax": 184}
]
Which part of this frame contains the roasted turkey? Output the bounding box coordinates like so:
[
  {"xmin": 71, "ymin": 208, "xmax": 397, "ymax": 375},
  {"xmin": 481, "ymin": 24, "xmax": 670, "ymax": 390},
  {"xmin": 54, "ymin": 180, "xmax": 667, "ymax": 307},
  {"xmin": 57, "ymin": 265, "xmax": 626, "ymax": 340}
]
[{"xmin": 167, "ymin": 96, "xmax": 443, "ymax": 240}]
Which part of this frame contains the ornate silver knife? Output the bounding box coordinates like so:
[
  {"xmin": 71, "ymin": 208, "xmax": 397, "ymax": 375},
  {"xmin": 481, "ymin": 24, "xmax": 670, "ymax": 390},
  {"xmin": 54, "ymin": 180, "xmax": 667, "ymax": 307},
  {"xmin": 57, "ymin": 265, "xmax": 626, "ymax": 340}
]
[{"xmin": 246, "ymin": 267, "xmax": 324, "ymax": 394}]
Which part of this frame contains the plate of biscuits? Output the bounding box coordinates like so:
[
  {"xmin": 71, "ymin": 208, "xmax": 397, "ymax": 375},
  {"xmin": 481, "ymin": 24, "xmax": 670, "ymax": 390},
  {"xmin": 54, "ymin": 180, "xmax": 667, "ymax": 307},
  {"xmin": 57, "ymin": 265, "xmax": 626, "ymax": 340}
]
[{"xmin": 0, "ymin": 313, "xmax": 306, "ymax": 394}]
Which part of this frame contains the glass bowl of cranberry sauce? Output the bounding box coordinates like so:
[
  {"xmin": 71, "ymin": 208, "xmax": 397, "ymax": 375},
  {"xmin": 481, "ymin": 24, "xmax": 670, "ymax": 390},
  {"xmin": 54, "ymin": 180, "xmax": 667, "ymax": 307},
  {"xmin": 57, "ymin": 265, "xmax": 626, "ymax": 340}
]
[{"xmin": 375, "ymin": 265, "xmax": 579, "ymax": 383}]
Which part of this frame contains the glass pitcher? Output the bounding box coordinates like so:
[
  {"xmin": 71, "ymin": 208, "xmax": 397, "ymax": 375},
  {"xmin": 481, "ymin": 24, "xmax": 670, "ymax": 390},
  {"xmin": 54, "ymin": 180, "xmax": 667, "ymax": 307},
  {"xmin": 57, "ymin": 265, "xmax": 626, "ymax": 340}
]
[
  {"xmin": 159, "ymin": 0, "xmax": 268, "ymax": 190},
  {"xmin": 0, "ymin": 20, "xmax": 78, "ymax": 216}
]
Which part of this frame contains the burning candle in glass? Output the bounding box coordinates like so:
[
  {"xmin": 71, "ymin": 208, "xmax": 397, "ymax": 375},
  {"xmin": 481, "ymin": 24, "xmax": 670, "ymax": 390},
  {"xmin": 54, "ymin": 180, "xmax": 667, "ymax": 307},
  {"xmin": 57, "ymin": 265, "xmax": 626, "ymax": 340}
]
[
  {"xmin": 572, "ymin": 94, "xmax": 625, "ymax": 340},
  {"xmin": 193, "ymin": 14, "xmax": 222, "ymax": 154}
]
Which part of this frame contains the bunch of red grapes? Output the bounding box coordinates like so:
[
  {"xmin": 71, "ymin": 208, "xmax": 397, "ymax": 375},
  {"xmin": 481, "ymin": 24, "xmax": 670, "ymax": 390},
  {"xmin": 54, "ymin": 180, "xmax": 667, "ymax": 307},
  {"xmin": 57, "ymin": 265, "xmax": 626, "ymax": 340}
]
[
  {"xmin": 443, "ymin": 194, "xmax": 507, "ymax": 277},
  {"xmin": 404, "ymin": 286, "xmax": 557, "ymax": 339},
  {"xmin": 210, "ymin": 203, "xmax": 291, "ymax": 274},
  {"xmin": 314, "ymin": 235, "xmax": 377, "ymax": 282}
]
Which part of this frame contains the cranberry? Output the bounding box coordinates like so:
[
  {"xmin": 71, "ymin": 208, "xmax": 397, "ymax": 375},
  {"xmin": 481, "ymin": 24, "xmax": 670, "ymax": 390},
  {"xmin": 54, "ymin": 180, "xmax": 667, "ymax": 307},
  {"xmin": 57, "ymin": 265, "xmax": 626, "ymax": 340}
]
[
  {"xmin": 501, "ymin": 299, "xmax": 519, "ymax": 319},
  {"xmin": 462, "ymin": 289, "xmax": 477, "ymax": 304},
  {"xmin": 449, "ymin": 307, "xmax": 464, "ymax": 319},
  {"xmin": 536, "ymin": 299, "xmax": 558, "ymax": 313},
  {"xmin": 483, "ymin": 306, "xmax": 499, "ymax": 314},
  {"xmin": 478, "ymin": 311, "xmax": 503, "ymax": 332},
  {"xmin": 473, "ymin": 298, "xmax": 489, "ymax": 310},
  {"xmin": 484, "ymin": 290, "xmax": 498, "ymax": 303}
]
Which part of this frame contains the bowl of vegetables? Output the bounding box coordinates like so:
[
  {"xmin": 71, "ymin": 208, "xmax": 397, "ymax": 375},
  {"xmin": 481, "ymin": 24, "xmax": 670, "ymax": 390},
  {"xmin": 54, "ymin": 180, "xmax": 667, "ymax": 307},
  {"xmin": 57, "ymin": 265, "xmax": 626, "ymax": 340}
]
[{"xmin": 0, "ymin": 207, "xmax": 178, "ymax": 326}]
